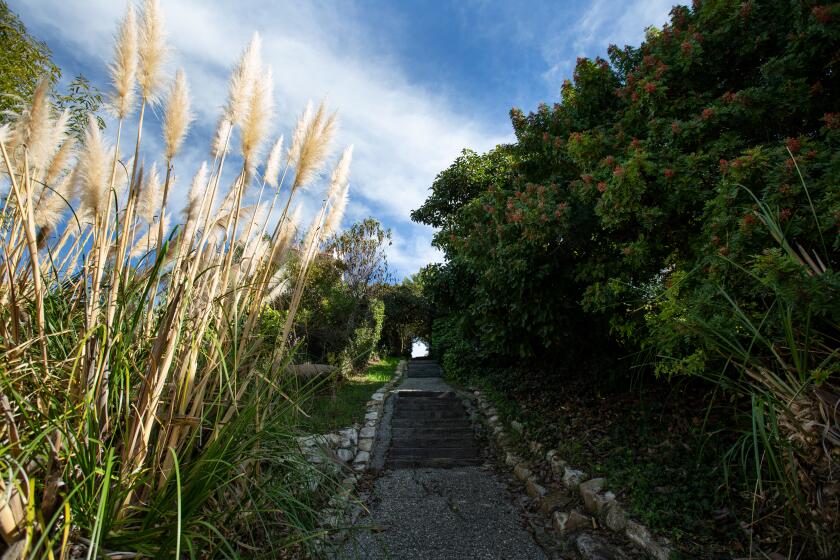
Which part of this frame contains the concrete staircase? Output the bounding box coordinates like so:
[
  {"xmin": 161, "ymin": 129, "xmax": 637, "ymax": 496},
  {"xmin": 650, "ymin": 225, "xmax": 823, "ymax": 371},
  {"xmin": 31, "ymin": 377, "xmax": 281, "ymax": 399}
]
[{"xmin": 385, "ymin": 361, "xmax": 482, "ymax": 469}]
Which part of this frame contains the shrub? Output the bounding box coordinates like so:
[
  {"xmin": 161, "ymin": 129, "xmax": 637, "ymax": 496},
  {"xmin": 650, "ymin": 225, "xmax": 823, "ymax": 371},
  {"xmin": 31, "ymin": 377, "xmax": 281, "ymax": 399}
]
[{"xmin": 414, "ymin": 0, "xmax": 839, "ymax": 554}]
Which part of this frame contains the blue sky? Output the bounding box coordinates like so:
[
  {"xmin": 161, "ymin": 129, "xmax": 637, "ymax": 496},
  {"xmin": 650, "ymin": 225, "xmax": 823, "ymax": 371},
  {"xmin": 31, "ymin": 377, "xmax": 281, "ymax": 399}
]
[{"xmin": 11, "ymin": 0, "xmax": 674, "ymax": 280}]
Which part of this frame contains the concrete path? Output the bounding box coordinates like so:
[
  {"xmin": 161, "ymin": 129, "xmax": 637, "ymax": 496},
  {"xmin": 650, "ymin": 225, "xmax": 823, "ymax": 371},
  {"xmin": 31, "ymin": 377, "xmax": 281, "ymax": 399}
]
[{"xmin": 338, "ymin": 360, "xmax": 547, "ymax": 559}]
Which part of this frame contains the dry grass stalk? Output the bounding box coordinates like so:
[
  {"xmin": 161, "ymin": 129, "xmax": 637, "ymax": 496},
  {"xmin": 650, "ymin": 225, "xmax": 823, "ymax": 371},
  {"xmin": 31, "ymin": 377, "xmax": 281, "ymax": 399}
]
[{"xmin": 0, "ymin": 3, "xmax": 354, "ymax": 551}]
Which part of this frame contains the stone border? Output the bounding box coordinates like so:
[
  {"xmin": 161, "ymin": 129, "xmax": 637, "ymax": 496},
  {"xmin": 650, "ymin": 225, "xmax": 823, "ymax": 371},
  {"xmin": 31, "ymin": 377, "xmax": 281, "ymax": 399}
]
[
  {"xmin": 300, "ymin": 359, "xmax": 407, "ymax": 542},
  {"xmin": 468, "ymin": 388, "xmax": 673, "ymax": 560},
  {"xmin": 296, "ymin": 359, "xmax": 406, "ymax": 473}
]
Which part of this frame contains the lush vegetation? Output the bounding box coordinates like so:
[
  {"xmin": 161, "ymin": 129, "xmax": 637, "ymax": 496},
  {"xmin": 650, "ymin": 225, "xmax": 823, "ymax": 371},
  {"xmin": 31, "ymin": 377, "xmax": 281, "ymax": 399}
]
[
  {"xmin": 281, "ymin": 218, "xmax": 391, "ymax": 373},
  {"xmin": 379, "ymin": 273, "xmax": 431, "ymax": 357},
  {"xmin": 415, "ymin": 1, "xmax": 838, "ymax": 557},
  {"xmin": 300, "ymin": 356, "xmax": 399, "ymax": 433},
  {"xmin": 0, "ymin": 0, "xmax": 364, "ymax": 556}
]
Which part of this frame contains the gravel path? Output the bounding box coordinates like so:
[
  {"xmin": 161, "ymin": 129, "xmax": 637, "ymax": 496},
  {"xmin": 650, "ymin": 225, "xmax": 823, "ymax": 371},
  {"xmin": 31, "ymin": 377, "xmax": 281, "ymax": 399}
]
[{"xmin": 337, "ymin": 370, "xmax": 547, "ymax": 560}]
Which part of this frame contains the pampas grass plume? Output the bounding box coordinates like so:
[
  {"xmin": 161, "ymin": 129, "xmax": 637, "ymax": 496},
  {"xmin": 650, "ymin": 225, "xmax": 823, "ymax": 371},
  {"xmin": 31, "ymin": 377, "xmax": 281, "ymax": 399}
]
[
  {"xmin": 77, "ymin": 114, "xmax": 110, "ymax": 217},
  {"xmin": 15, "ymin": 79, "xmax": 53, "ymax": 171},
  {"xmin": 225, "ymin": 32, "xmax": 261, "ymax": 126},
  {"xmin": 291, "ymin": 100, "xmax": 337, "ymax": 190},
  {"xmin": 137, "ymin": 0, "xmax": 166, "ymax": 103},
  {"xmin": 138, "ymin": 162, "xmax": 162, "ymax": 224},
  {"xmin": 263, "ymin": 135, "xmax": 283, "ymax": 188},
  {"xmin": 241, "ymin": 66, "xmax": 273, "ymax": 164},
  {"xmin": 324, "ymin": 184, "xmax": 349, "ymax": 238},
  {"xmin": 287, "ymin": 100, "xmax": 312, "ymax": 169},
  {"xmin": 45, "ymin": 132, "xmax": 75, "ymax": 186},
  {"xmin": 163, "ymin": 69, "xmax": 193, "ymax": 160},
  {"xmin": 109, "ymin": 3, "xmax": 138, "ymax": 118},
  {"xmin": 211, "ymin": 117, "xmax": 232, "ymax": 158},
  {"xmin": 35, "ymin": 172, "xmax": 74, "ymax": 229}
]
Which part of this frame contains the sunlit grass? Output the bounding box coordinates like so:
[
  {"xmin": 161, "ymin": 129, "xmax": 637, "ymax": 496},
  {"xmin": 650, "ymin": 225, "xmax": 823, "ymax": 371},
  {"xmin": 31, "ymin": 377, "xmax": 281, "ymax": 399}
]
[{"xmin": 301, "ymin": 356, "xmax": 398, "ymax": 433}]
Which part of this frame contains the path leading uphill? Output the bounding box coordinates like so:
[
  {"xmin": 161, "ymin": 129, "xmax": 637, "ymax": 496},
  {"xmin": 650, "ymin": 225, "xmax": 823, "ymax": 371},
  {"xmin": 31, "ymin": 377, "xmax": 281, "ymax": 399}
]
[{"xmin": 339, "ymin": 360, "xmax": 547, "ymax": 560}]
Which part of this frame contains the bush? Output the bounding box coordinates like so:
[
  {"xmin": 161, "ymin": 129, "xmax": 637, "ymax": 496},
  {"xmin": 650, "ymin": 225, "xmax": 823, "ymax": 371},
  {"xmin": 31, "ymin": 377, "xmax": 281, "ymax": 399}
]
[{"xmin": 414, "ymin": 1, "xmax": 839, "ymax": 554}]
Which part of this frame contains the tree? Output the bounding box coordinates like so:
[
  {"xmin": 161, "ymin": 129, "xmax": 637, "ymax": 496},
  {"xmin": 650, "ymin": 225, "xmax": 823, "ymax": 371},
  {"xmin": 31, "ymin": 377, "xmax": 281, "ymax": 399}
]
[
  {"xmin": 0, "ymin": 2, "xmax": 104, "ymax": 136},
  {"xmin": 327, "ymin": 218, "xmax": 392, "ymax": 298},
  {"xmin": 415, "ymin": 1, "xmax": 840, "ymax": 553},
  {"xmin": 0, "ymin": 0, "xmax": 59, "ymax": 118},
  {"xmin": 54, "ymin": 74, "xmax": 105, "ymax": 137},
  {"xmin": 380, "ymin": 273, "xmax": 431, "ymax": 356}
]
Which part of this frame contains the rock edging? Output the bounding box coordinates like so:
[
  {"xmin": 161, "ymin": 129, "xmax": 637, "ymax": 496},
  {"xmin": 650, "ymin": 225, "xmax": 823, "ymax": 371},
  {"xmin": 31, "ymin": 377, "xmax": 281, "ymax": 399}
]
[
  {"xmin": 469, "ymin": 388, "xmax": 673, "ymax": 560},
  {"xmin": 301, "ymin": 359, "xmax": 407, "ymax": 546},
  {"xmin": 296, "ymin": 359, "xmax": 406, "ymax": 473}
]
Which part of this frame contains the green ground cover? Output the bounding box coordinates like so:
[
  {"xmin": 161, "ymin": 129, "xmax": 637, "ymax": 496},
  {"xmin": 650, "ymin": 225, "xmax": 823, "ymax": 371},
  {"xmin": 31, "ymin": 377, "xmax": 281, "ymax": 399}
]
[{"xmin": 300, "ymin": 356, "xmax": 400, "ymax": 433}]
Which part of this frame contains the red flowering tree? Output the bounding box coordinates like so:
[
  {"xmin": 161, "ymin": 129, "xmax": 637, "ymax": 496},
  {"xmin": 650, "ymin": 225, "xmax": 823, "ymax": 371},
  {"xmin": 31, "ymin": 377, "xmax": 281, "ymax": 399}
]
[{"xmin": 414, "ymin": 0, "xmax": 839, "ymax": 553}]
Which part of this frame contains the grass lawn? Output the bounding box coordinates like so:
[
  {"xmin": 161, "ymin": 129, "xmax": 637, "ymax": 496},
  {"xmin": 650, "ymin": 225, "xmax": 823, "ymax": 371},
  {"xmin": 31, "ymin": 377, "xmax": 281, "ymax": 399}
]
[{"xmin": 300, "ymin": 356, "xmax": 400, "ymax": 433}]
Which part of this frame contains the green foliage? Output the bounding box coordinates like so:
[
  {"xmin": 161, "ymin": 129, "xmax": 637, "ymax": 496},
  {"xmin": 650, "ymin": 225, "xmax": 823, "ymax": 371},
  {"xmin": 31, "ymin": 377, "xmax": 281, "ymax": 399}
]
[
  {"xmin": 291, "ymin": 218, "xmax": 391, "ymax": 372},
  {"xmin": 301, "ymin": 356, "xmax": 398, "ymax": 433},
  {"xmin": 0, "ymin": 2, "xmax": 103, "ymax": 135},
  {"xmin": 54, "ymin": 74, "xmax": 105, "ymax": 137},
  {"xmin": 328, "ymin": 217, "xmax": 392, "ymax": 297},
  {"xmin": 345, "ymin": 298, "xmax": 384, "ymax": 370},
  {"xmin": 379, "ymin": 273, "xmax": 431, "ymax": 356},
  {"xmin": 0, "ymin": 0, "xmax": 59, "ymax": 117},
  {"xmin": 415, "ymin": 1, "xmax": 839, "ymax": 554}
]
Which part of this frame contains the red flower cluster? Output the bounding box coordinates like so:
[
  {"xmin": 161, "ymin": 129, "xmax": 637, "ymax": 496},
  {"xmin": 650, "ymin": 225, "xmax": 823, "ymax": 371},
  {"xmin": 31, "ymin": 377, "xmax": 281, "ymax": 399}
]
[
  {"xmin": 664, "ymin": 168, "xmax": 675, "ymax": 179},
  {"xmin": 812, "ymin": 5, "xmax": 832, "ymax": 24},
  {"xmin": 701, "ymin": 108, "xmax": 714, "ymax": 120},
  {"xmin": 785, "ymin": 137, "xmax": 801, "ymax": 154}
]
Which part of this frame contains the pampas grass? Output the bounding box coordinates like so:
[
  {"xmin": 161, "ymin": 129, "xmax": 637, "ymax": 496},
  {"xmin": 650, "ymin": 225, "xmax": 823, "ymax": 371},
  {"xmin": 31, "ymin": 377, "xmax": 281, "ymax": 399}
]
[
  {"xmin": 109, "ymin": 4, "xmax": 138, "ymax": 119},
  {"xmin": 225, "ymin": 32, "xmax": 261, "ymax": 126},
  {"xmin": 76, "ymin": 114, "xmax": 110, "ymax": 218},
  {"xmin": 162, "ymin": 69, "xmax": 192, "ymax": 161},
  {"xmin": 263, "ymin": 135, "xmax": 284, "ymax": 188},
  {"xmin": 0, "ymin": 4, "xmax": 354, "ymax": 555},
  {"xmin": 137, "ymin": 0, "xmax": 166, "ymax": 103}
]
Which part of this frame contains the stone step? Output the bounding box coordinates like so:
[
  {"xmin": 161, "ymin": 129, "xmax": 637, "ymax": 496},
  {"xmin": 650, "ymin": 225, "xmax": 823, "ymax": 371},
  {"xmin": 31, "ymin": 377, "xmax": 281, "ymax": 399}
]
[
  {"xmin": 394, "ymin": 390, "xmax": 455, "ymax": 399},
  {"xmin": 393, "ymin": 399, "xmax": 462, "ymax": 408},
  {"xmin": 386, "ymin": 457, "xmax": 484, "ymax": 469},
  {"xmin": 393, "ymin": 409, "xmax": 466, "ymax": 420},
  {"xmin": 391, "ymin": 427, "xmax": 475, "ymax": 439},
  {"xmin": 390, "ymin": 436, "xmax": 477, "ymax": 449},
  {"xmin": 390, "ymin": 418, "xmax": 472, "ymax": 429},
  {"xmin": 389, "ymin": 446, "xmax": 480, "ymax": 459}
]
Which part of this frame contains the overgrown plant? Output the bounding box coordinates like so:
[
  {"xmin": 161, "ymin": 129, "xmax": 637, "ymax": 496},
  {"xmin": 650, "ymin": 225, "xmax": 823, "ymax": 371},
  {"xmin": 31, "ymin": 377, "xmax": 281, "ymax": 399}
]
[
  {"xmin": 679, "ymin": 182, "xmax": 839, "ymax": 557},
  {"xmin": 0, "ymin": 0, "xmax": 354, "ymax": 555}
]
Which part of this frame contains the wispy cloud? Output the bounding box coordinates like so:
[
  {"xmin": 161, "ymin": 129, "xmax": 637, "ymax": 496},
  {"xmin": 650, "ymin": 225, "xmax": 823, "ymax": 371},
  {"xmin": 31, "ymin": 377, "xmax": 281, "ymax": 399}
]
[
  {"xmin": 542, "ymin": 0, "xmax": 674, "ymax": 88},
  {"xmin": 13, "ymin": 0, "xmax": 511, "ymax": 277}
]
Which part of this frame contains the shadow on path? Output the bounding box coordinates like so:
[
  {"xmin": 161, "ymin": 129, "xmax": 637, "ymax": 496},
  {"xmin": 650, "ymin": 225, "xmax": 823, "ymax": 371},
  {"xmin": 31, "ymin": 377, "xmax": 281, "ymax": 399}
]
[{"xmin": 336, "ymin": 360, "xmax": 547, "ymax": 560}]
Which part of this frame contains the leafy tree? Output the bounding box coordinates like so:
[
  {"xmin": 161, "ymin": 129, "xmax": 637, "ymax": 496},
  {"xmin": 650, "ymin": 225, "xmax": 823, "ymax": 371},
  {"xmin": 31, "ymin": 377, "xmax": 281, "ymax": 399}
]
[
  {"xmin": 55, "ymin": 74, "xmax": 105, "ymax": 137},
  {"xmin": 0, "ymin": 0, "xmax": 59, "ymax": 117},
  {"xmin": 380, "ymin": 273, "xmax": 431, "ymax": 356},
  {"xmin": 0, "ymin": 1, "xmax": 104, "ymax": 136},
  {"xmin": 415, "ymin": 1, "xmax": 839, "ymax": 553},
  {"xmin": 327, "ymin": 218, "xmax": 392, "ymax": 298}
]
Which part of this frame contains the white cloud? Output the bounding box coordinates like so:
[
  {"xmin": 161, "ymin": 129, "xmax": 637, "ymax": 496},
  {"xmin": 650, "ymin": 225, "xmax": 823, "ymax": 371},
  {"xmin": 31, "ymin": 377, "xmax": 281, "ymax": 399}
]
[
  {"xmin": 387, "ymin": 225, "xmax": 444, "ymax": 279},
  {"xmin": 13, "ymin": 0, "xmax": 510, "ymax": 277},
  {"xmin": 542, "ymin": 0, "xmax": 674, "ymax": 88}
]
